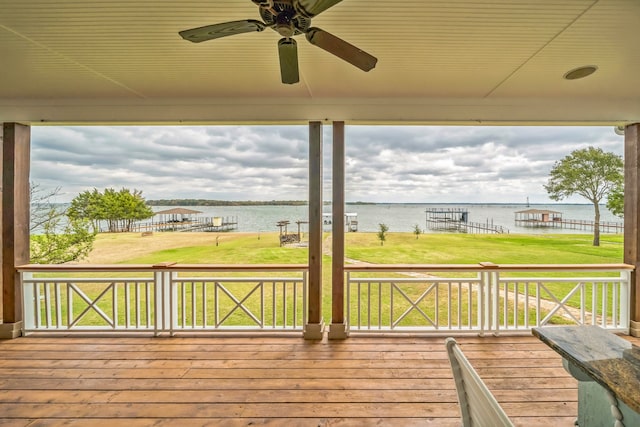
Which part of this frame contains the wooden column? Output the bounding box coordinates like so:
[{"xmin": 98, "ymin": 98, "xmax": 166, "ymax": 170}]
[
  {"xmin": 624, "ymin": 123, "xmax": 640, "ymax": 337},
  {"xmin": 304, "ymin": 121, "xmax": 324, "ymax": 339},
  {"xmin": 1, "ymin": 123, "xmax": 31, "ymax": 339},
  {"xmin": 329, "ymin": 121, "xmax": 348, "ymax": 339}
]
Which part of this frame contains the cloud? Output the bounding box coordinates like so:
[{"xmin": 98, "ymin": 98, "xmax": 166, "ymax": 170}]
[{"xmin": 30, "ymin": 125, "xmax": 624, "ymax": 203}]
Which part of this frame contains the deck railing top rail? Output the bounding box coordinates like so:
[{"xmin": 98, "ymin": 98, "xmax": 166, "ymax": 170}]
[
  {"xmin": 345, "ymin": 263, "xmax": 634, "ymax": 272},
  {"xmin": 20, "ymin": 263, "xmax": 632, "ymax": 273},
  {"xmin": 17, "ymin": 263, "xmax": 309, "ymax": 272}
]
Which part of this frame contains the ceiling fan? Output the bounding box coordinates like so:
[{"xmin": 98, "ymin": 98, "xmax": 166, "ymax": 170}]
[{"xmin": 179, "ymin": 0, "xmax": 377, "ymax": 84}]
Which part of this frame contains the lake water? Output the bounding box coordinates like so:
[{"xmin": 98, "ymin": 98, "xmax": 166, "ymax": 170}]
[{"xmin": 150, "ymin": 203, "xmax": 621, "ymax": 234}]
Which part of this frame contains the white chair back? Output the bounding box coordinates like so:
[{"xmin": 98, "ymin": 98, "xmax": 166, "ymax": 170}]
[{"xmin": 445, "ymin": 337, "xmax": 514, "ymax": 427}]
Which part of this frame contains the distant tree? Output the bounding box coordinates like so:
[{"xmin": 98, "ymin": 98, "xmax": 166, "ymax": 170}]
[
  {"xmin": 30, "ymin": 183, "xmax": 96, "ymax": 264},
  {"xmin": 544, "ymin": 147, "xmax": 623, "ymax": 246},
  {"xmin": 67, "ymin": 188, "xmax": 102, "ymax": 232},
  {"xmin": 68, "ymin": 188, "xmax": 154, "ymax": 232},
  {"xmin": 377, "ymin": 223, "xmax": 389, "ymax": 246},
  {"xmin": 413, "ymin": 224, "xmax": 422, "ymax": 239},
  {"xmin": 606, "ymin": 183, "xmax": 624, "ymax": 218}
]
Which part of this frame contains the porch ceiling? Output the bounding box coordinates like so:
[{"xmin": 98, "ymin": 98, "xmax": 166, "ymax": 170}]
[{"xmin": 1, "ymin": 0, "xmax": 639, "ymax": 125}]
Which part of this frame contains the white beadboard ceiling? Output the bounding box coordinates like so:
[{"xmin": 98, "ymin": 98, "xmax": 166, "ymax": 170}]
[{"xmin": 0, "ymin": 0, "xmax": 639, "ymax": 124}]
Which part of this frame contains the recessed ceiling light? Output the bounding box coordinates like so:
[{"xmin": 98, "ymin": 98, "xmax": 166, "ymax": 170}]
[{"xmin": 564, "ymin": 65, "xmax": 598, "ymax": 80}]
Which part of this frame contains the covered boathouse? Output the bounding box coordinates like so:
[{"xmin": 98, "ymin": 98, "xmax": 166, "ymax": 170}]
[{"xmin": 515, "ymin": 209, "xmax": 563, "ymax": 228}]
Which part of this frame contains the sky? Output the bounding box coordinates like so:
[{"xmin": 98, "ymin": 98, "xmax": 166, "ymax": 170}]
[{"xmin": 30, "ymin": 125, "xmax": 624, "ymax": 204}]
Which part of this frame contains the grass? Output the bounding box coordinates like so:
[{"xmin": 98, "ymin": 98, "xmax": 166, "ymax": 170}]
[
  {"xmin": 84, "ymin": 231, "xmax": 623, "ymax": 266},
  {"xmin": 87, "ymin": 232, "xmax": 308, "ymax": 265},
  {"xmin": 345, "ymin": 232, "xmax": 623, "ymax": 265},
  {"xmin": 58, "ymin": 231, "xmax": 625, "ymax": 328}
]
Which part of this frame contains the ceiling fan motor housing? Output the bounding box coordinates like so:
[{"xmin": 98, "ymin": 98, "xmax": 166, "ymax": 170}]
[{"xmin": 260, "ymin": 1, "xmax": 311, "ymax": 36}]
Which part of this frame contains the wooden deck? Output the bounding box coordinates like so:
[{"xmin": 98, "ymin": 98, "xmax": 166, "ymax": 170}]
[{"xmin": 1, "ymin": 333, "xmax": 638, "ymax": 426}]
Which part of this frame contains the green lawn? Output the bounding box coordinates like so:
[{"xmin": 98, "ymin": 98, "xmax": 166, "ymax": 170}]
[
  {"xmin": 123, "ymin": 233, "xmax": 309, "ymax": 265},
  {"xmin": 345, "ymin": 232, "xmax": 623, "ymax": 265},
  {"xmin": 91, "ymin": 231, "xmax": 623, "ymax": 266}
]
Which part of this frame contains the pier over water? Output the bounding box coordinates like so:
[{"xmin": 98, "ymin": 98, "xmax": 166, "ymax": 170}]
[
  {"xmin": 425, "ymin": 208, "xmax": 508, "ymax": 234},
  {"xmin": 515, "ymin": 209, "xmax": 623, "ymax": 233},
  {"xmin": 134, "ymin": 208, "xmax": 238, "ymax": 233}
]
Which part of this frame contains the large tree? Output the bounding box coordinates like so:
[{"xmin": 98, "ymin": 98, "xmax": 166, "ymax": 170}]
[
  {"xmin": 30, "ymin": 183, "xmax": 96, "ymax": 264},
  {"xmin": 544, "ymin": 147, "xmax": 623, "ymax": 246},
  {"xmin": 68, "ymin": 187, "xmax": 154, "ymax": 232}
]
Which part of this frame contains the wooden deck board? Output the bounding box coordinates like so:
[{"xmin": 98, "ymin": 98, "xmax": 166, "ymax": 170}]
[{"xmin": 1, "ymin": 334, "xmax": 638, "ymax": 426}]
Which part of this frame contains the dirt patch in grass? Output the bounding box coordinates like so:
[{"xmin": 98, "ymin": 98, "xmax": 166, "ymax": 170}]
[{"xmin": 80, "ymin": 232, "xmax": 263, "ymax": 264}]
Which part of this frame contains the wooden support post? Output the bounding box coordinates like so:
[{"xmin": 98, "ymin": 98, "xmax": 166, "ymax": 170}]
[
  {"xmin": 624, "ymin": 123, "xmax": 640, "ymax": 337},
  {"xmin": 329, "ymin": 121, "xmax": 348, "ymax": 339},
  {"xmin": 1, "ymin": 123, "xmax": 31, "ymax": 339},
  {"xmin": 304, "ymin": 121, "xmax": 324, "ymax": 339}
]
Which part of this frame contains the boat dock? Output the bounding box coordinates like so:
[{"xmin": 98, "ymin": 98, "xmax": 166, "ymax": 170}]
[
  {"xmin": 425, "ymin": 208, "xmax": 468, "ymax": 231},
  {"xmin": 134, "ymin": 216, "xmax": 238, "ymax": 233},
  {"xmin": 514, "ymin": 209, "xmax": 622, "ymax": 233},
  {"xmin": 134, "ymin": 208, "xmax": 238, "ymax": 233},
  {"xmin": 425, "ymin": 208, "xmax": 508, "ymax": 234}
]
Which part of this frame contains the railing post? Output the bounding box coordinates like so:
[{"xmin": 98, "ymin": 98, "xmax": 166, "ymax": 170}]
[
  {"xmin": 485, "ymin": 271, "xmax": 494, "ymax": 333},
  {"xmin": 492, "ymin": 271, "xmax": 500, "ymax": 334},
  {"xmin": 482, "ymin": 271, "xmax": 494, "ymax": 333},
  {"xmin": 21, "ymin": 272, "xmax": 34, "ymax": 333},
  {"xmin": 477, "ymin": 272, "xmax": 485, "ymax": 336},
  {"xmin": 621, "ymin": 270, "xmax": 631, "ymax": 332},
  {"xmin": 153, "ymin": 270, "xmax": 163, "ymax": 336},
  {"xmin": 479, "ymin": 263, "xmax": 500, "ymax": 335},
  {"xmin": 152, "ymin": 262, "xmax": 177, "ymax": 336},
  {"xmin": 154, "ymin": 269, "xmax": 173, "ymax": 336},
  {"xmin": 345, "ymin": 271, "xmax": 351, "ymax": 332},
  {"xmin": 167, "ymin": 271, "xmax": 176, "ymax": 335}
]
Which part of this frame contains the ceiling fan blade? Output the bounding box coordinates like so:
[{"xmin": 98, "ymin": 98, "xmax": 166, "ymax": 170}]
[
  {"xmin": 278, "ymin": 38, "xmax": 300, "ymax": 84},
  {"xmin": 179, "ymin": 20, "xmax": 266, "ymax": 43},
  {"xmin": 305, "ymin": 27, "xmax": 377, "ymax": 72},
  {"xmin": 294, "ymin": 0, "xmax": 343, "ymax": 18}
]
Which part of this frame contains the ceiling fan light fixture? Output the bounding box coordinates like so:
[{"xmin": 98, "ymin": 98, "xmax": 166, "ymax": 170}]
[{"xmin": 563, "ymin": 65, "xmax": 598, "ymax": 80}]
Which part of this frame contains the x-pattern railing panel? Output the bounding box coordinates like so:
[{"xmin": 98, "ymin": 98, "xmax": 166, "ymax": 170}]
[
  {"xmin": 346, "ymin": 265, "xmax": 632, "ymax": 334},
  {"xmin": 348, "ymin": 275, "xmax": 483, "ymax": 332},
  {"xmin": 214, "ymin": 281, "xmax": 264, "ymax": 328},
  {"xmin": 22, "ymin": 276, "xmax": 156, "ymax": 331},
  {"xmin": 170, "ymin": 276, "xmax": 306, "ymax": 332},
  {"xmin": 538, "ymin": 282, "xmax": 583, "ymax": 326},
  {"xmin": 391, "ymin": 282, "xmax": 438, "ymax": 328},
  {"xmin": 20, "ymin": 266, "xmax": 307, "ymax": 335},
  {"xmin": 68, "ymin": 282, "xmax": 116, "ymax": 328},
  {"xmin": 496, "ymin": 276, "xmax": 629, "ymax": 331}
]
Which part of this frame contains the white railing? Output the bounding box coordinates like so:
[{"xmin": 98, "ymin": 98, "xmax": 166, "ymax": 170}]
[
  {"xmin": 346, "ymin": 263, "xmax": 634, "ymax": 334},
  {"xmin": 19, "ymin": 262, "xmax": 634, "ymax": 336},
  {"xmin": 19, "ymin": 264, "xmax": 307, "ymax": 335}
]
